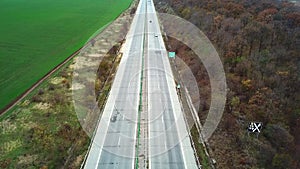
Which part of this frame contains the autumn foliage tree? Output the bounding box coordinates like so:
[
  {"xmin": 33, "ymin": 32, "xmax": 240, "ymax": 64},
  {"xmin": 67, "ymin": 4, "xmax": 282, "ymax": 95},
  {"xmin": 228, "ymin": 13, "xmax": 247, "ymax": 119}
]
[{"xmin": 154, "ymin": 0, "xmax": 300, "ymax": 168}]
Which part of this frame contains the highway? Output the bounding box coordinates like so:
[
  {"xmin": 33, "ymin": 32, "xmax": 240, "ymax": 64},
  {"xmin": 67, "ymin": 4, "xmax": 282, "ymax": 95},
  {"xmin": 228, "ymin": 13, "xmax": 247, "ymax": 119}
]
[
  {"xmin": 83, "ymin": 0, "xmax": 199, "ymax": 168},
  {"xmin": 146, "ymin": 0, "xmax": 198, "ymax": 168},
  {"xmin": 83, "ymin": 0, "xmax": 146, "ymax": 168}
]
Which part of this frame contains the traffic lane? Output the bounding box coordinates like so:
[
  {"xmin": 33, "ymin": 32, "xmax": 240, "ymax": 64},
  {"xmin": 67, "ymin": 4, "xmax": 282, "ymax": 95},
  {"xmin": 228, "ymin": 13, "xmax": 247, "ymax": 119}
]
[
  {"xmin": 151, "ymin": 25, "xmax": 198, "ymax": 168},
  {"xmin": 149, "ymin": 28, "xmax": 185, "ymax": 153},
  {"xmin": 98, "ymin": 1, "xmax": 147, "ymax": 167},
  {"xmin": 136, "ymin": 0, "xmax": 146, "ymax": 14},
  {"xmin": 147, "ymin": 0, "xmax": 191, "ymax": 168},
  {"xmin": 160, "ymin": 75, "xmax": 184, "ymax": 169},
  {"xmin": 96, "ymin": 14, "xmax": 145, "ymax": 168},
  {"xmin": 147, "ymin": 47, "xmax": 165, "ymax": 169},
  {"xmin": 85, "ymin": 0, "xmax": 146, "ymax": 168},
  {"xmin": 147, "ymin": 50, "xmax": 184, "ymax": 169},
  {"xmin": 95, "ymin": 55, "xmax": 143, "ymax": 167},
  {"xmin": 98, "ymin": 82, "xmax": 141, "ymax": 167},
  {"xmin": 98, "ymin": 133, "xmax": 136, "ymax": 169},
  {"xmin": 128, "ymin": 13, "xmax": 146, "ymax": 53},
  {"xmin": 148, "ymin": 87, "xmax": 184, "ymax": 169},
  {"xmin": 97, "ymin": 51, "xmax": 142, "ymax": 167},
  {"xmin": 154, "ymin": 43, "xmax": 187, "ymax": 169},
  {"xmin": 97, "ymin": 85, "xmax": 139, "ymax": 166},
  {"xmin": 153, "ymin": 38, "xmax": 198, "ymax": 169},
  {"xmin": 147, "ymin": 0, "xmax": 198, "ymax": 168},
  {"xmin": 150, "ymin": 145, "xmax": 185, "ymax": 169},
  {"xmin": 84, "ymin": 37, "xmax": 142, "ymax": 169},
  {"xmin": 155, "ymin": 55, "xmax": 184, "ymax": 169},
  {"xmin": 147, "ymin": 0, "xmax": 156, "ymax": 13}
]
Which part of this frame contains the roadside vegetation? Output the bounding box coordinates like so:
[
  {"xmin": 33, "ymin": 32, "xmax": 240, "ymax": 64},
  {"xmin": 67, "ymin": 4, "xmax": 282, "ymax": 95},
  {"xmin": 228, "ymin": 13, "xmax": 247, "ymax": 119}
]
[
  {"xmin": 0, "ymin": 0, "xmax": 132, "ymax": 111},
  {"xmin": 190, "ymin": 126, "xmax": 212, "ymax": 169},
  {"xmin": 0, "ymin": 61, "xmax": 89, "ymax": 168},
  {"xmin": 155, "ymin": 0, "xmax": 299, "ymax": 168},
  {"xmin": 0, "ymin": 40, "xmax": 124, "ymax": 168}
]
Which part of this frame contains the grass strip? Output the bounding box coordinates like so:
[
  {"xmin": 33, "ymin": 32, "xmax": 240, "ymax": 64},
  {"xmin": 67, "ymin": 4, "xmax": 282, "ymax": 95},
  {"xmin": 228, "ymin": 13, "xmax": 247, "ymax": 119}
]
[{"xmin": 190, "ymin": 125, "xmax": 212, "ymax": 169}]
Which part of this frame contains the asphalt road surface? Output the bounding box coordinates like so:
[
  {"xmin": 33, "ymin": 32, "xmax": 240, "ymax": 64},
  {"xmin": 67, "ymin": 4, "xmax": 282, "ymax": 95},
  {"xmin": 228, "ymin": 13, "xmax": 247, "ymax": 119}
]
[
  {"xmin": 146, "ymin": 0, "xmax": 198, "ymax": 169},
  {"xmin": 84, "ymin": 0, "xmax": 146, "ymax": 168},
  {"xmin": 84, "ymin": 0, "xmax": 199, "ymax": 168}
]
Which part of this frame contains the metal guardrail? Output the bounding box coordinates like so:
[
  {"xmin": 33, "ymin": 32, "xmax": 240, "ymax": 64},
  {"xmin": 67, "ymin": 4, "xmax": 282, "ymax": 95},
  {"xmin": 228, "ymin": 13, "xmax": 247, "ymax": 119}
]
[
  {"xmin": 183, "ymin": 87, "xmax": 216, "ymax": 169},
  {"xmin": 170, "ymin": 58, "xmax": 201, "ymax": 169},
  {"xmin": 177, "ymin": 89, "xmax": 202, "ymax": 169},
  {"xmin": 169, "ymin": 56, "xmax": 216, "ymax": 169}
]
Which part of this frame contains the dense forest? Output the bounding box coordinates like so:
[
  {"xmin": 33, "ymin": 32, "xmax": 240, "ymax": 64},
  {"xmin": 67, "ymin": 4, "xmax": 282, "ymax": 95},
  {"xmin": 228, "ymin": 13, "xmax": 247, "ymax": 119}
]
[{"xmin": 154, "ymin": 0, "xmax": 299, "ymax": 168}]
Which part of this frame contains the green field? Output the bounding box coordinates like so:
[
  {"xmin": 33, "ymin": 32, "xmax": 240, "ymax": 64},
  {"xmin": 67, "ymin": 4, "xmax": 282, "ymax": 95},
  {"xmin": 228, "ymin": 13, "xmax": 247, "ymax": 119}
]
[{"xmin": 0, "ymin": 0, "xmax": 132, "ymax": 110}]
